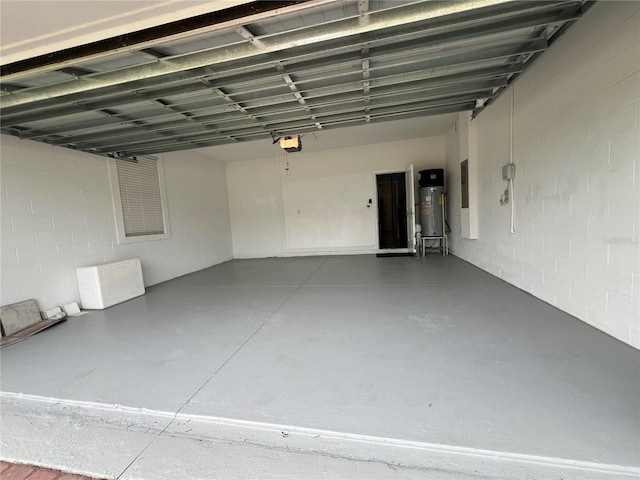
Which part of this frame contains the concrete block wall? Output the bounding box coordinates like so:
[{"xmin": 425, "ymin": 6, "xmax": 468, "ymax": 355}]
[
  {"xmin": 226, "ymin": 136, "xmax": 444, "ymax": 258},
  {"xmin": 445, "ymin": 2, "xmax": 640, "ymax": 348},
  {"xmin": 0, "ymin": 135, "xmax": 233, "ymax": 310}
]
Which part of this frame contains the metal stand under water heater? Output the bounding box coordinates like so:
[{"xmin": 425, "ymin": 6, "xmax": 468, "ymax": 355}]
[{"xmin": 418, "ymin": 169, "xmax": 448, "ymax": 256}]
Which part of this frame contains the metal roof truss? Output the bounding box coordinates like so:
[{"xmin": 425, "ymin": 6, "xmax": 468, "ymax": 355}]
[{"xmin": 0, "ymin": 0, "xmax": 592, "ymax": 159}]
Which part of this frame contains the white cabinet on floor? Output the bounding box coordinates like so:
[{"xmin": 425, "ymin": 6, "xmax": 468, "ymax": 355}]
[{"xmin": 76, "ymin": 259, "xmax": 145, "ymax": 309}]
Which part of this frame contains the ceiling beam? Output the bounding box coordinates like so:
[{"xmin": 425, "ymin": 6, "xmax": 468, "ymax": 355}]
[
  {"xmin": 49, "ymin": 79, "xmax": 506, "ymax": 147},
  {"xmin": 358, "ymin": 0, "xmax": 370, "ymax": 120},
  {"xmin": 119, "ymin": 103, "xmax": 474, "ymax": 157},
  {"xmin": 0, "ymin": 0, "xmax": 523, "ymax": 109},
  {"xmin": 234, "ymin": 25, "xmax": 258, "ymax": 42},
  {"xmin": 281, "ymin": 72, "xmax": 322, "ymax": 128},
  {"xmin": 0, "ymin": 0, "xmax": 333, "ymax": 81},
  {"xmin": 472, "ymin": 0, "xmax": 596, "ymax": 118},
  {"xmin": 1, "ymin": 35, "xmax": 546, "ymax": 128},
  {"xmin": 13, "ymin": 63, "xmax": 522, "ymax": 144},
  {"xmin": 210, "ymin": 85, "xmax": 267, "ymax": 129},
  {"xmin": 138, "ymin": 48, "xmax": 168, "ymax": 60},
  {"xmin": 56, "ymin": 67, "xmax": 93, "ymax": 78},
  {"xmin": 0, "ymin": 3, "xmax": 579, "ymax": 121},
  {"xmin": 21, "ymin": 62, "xmax": 520, "ymax": 145},
  {"xmin": 0, "ymin": 84, "xmax": 26, "ymax": 94},
  {"xmin": 0, "ymin": 0, "xmax": 588, "ymax": 154},
  {"xmin": 282, "ymin": 74, "xmax": 307, "ymax": 108},
  {"xmin": 73, "ymin": 86, "xmax": 498, "ymax": 153}
]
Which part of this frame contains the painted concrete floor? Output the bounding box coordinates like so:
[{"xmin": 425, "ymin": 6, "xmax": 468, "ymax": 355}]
[{"xmin": 1, "ymin": 255, "xmax": 639, "ymax": 479}]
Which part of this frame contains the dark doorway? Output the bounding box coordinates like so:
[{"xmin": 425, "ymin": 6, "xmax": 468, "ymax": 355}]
[{"xmin": 376, "ymin": 173, "xmax": 408, "ymax": 249}]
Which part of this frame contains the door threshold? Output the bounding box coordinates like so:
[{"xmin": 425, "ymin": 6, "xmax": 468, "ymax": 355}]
[{"xmin": 375, "ymin": 248, "xmax": 415, "ymax": 257}]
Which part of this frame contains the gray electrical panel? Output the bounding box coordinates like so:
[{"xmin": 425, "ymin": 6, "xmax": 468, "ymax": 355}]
[{"xmin": 502, "ymin": 164, "xmax": 516, "ymax": 180}]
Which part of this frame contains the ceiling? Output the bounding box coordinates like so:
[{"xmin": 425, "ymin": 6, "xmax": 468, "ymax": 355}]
[
  {"xmin": 0, "ymin": 0, "xmax": 592, "ymax": 161},
  {"xmin": 0, "ymin": 1, "xmax": 242, "ymax": 64}
]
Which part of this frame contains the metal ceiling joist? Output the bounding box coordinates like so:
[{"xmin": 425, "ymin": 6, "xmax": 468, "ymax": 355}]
[
  {"xmin": 121, "ymin": 108, "xmax": 448, "ymax": 155},
  {"xmin": 220, "ymin": 40, "xmax": 545, "ymax": 102},
  {"xmin": 65, "ymin": 84, "xmax": 497, "ymax": 151},
  {"xmin": 196, "ymin": 77, "xmax": 507, "ymax": 124},
  {"xmin": 56, "ymin": 67, "xmax": 93, "ymax": 78},
  {"xmin": 0, "ymin": 0, "xmax": 590, "ymax": 155},
  {"xmin": 0, "ymin": 84, "xmax": 26, "ymax": 94},
  {"xmin": 10, "ymin": 62, "xmax": 523, "ymax": 147},
  {"xmin": 93, "ymin": 100, "xmax": 458, "ymax": 153},
  {"xmin": 138, "ymin": 49, "xmax": 168, "ymax": 60},
  {"xmin": 81, "ymin": 86, "xmax": 499, "ymax": 153},
  {"xmin": 119, "ymin": 103, "xmax": 475, "ymax": 157},
  {"xmin": 0, "ymin": 0, "xmax": 334, "ymax": 81},
  {"xmin": 0, "ymin": 3, "xmax": 580, "ymax": 125},
  {"xmin": 359, "ymin": 0, "xmax": 371, "ymax": 114},
  {"xmin": 282, "ymin": 74, "xmax": 307, "ymax": 107},
  {"xmin": 472, "ymin": 0, "xmax": 595, "ymax": 118},
  {"xmin": 97, "ymin": 5, "xmax": 563, "ymax": 100},
  {"xmin": 1, "ymin": 34, "xmax": 545, "ymax": 129},
  {"xmin": 2, "ymin": 0, "xmax": 559, "ymax": 110},
  {"xmin": 234, "ymin": 25, "xmax": 258, "ymax": 42},
  {"xmin": 27, "ymin": 64, "xmax": 520, "ymax": 147}
]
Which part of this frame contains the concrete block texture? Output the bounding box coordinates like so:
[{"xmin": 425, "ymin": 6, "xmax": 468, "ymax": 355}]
[
  {"xmin": 445, "ymin": 2, "xmax": 640, "ymax": 349},
  {"xmin": 0, "ymin": 142, "xmax": 233, "ymax": 310}
]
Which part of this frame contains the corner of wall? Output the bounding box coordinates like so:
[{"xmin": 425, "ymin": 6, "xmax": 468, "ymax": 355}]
[
  {"xmin": 1, "ymin": 139, "xmax": 235, "ymax": 310},
  {"xmin": 443, "ymin": 1, "xmax": 640, "ymax": 349}
]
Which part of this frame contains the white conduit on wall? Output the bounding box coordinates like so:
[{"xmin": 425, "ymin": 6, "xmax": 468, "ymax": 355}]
[{"xmin": 509, "ymin": 87, "xmax": 516, "ymax": 234}]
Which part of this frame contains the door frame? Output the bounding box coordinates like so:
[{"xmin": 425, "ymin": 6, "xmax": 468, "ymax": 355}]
[
  {"xmin": 373, "ymin": 169, "xmax": 411, "ymax": 252},
  {"xmin": 405, "ymin": 163, "xmax": 416, "ymax": 254}
]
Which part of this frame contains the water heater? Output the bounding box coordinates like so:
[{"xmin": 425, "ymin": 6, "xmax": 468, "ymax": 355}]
[{"xmin": 419, "ymin": 169, "xmax": 445, "ymax": 237}]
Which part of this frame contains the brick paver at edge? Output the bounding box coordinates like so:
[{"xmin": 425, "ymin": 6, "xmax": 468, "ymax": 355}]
[{"xmin": 0, "ymin": 462, "xmax": 102, "ymax": 480}]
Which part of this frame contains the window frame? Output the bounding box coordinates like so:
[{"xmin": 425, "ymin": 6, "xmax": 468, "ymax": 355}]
[{"xmin": 108, "ymin": 156, "xmax": 171, "ymax": 245}]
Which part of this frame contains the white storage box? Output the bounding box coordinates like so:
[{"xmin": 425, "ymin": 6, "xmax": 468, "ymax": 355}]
[{"xmin": 76, "ymin": 259, "xmax": 145, "ymax": 309}]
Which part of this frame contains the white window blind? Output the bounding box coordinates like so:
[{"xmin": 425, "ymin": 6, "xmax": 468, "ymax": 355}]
[{"xmin": 116, "ymin": 157, "xmax": 165, "ymax": 237}]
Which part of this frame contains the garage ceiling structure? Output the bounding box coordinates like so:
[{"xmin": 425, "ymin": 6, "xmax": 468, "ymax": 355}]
[{"xmin": 0, "ymin": 0, "xmax": 592, "ymax": 160}]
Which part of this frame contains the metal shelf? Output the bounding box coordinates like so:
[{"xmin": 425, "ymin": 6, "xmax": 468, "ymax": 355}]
[{"xmin": 419, "ymin": 235, "xmax": 448, "ymax": 256}]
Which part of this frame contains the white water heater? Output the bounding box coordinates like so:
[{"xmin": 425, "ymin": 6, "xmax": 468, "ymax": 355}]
[{"xmin": 419, "ymin": 169, "xmax": 445, "ymax": 237}]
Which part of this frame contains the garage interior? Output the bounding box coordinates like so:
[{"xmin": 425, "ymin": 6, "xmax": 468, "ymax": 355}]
[{"xmin": 1, "ymin": 1, "xmax": 639, "ymax": 479}]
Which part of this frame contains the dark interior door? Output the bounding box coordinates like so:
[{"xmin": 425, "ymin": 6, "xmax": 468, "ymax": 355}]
[{"xmin": 377, "ymin": 173, "xmax": 408, "ymax": 249}]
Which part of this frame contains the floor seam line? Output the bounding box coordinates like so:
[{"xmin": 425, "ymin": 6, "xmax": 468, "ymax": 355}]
[
  {"xmin": 211, "ymin": 257, "xmax": 328, "ymax": 376},
  {"xmin": 299, "ymin": 257, "xmax": 330, "ymax": 287},
  {"xmin": 173, "ymin": 258, "xmax": 329, "ymax": 416},
  {"xmin": 115, "ymin": 417, "xmax": 177, "ymax": 480},
  {"xmin": 174, "ymin": 374, "xmax": 216, "ymax": 416}
]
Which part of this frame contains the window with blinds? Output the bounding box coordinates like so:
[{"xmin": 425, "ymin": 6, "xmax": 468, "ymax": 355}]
[{"xmin": 115, "ymin": 157, "xmax": 166, "ymax": 237}]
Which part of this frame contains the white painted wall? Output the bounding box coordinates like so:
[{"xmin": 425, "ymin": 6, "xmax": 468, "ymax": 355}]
[
  {"xmin": 227, "ymin": 136, "xmax": 444, "ymax": 258},
  {"xmin": 0, "ymin": 134, "xmax": 233, "ymax": 310},
  {"xmin": 445, "ymin": 2, "xmax": 640, "ymax": 349},
  {"xmin": 457, "ymin": 112, "xmax": 479, "ymax": 239}
]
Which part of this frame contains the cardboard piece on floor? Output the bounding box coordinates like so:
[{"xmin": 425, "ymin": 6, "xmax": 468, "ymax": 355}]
[
  {"xmin": 61, "ymin": 302, "xmax": 81, "ymax": 316},
  {"xmin": 61, "ymin": 302, "xmax": 88, "ymax": 317},
  {"xmin": 0, "ymin": 299, "xmax": 66, "ymax": 348}
]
